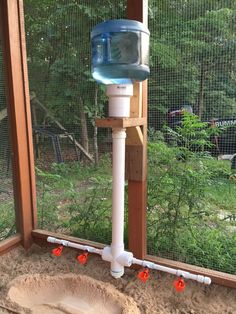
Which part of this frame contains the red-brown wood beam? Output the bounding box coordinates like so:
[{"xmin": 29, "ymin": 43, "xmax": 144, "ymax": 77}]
[
  {"xmin": 127, "ymin": 1, "xmax": 148, "ymax": 259},
  {"xmin": 0, "ymin": 234, "xmax": 22, "ymax": 256},
  {"xmin": 1, "ymin": 0, "xmax": 37, "ymax": 249},
  {"xmin": 127, "ymin": 0, "xmax": 148, "ymax": 25}
]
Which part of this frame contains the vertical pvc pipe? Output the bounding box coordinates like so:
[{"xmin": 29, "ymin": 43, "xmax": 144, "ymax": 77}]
[
  {"xmin": 110, "ymin": 128, "xmax": 126, "ymax": 278},
  {"xmin": 106, "ymin": 84, "xmax": 132, "ymax": 278}
]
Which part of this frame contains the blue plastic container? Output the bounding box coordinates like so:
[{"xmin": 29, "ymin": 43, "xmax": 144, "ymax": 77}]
[{"xmin": 91, "ymin": 19, "xmax": 150, "ymax": 84}]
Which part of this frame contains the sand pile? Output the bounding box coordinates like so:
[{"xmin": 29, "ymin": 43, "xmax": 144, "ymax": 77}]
[
  {"xmin": 0, "ymin": 245, "xmax": 235, "ymax": 313},
  {"xmin": 7, "ymin": 274, "xmax": 140, "ymax": 314}
]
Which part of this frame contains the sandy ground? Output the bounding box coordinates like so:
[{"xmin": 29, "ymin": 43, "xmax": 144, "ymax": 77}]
[{"xmin": 0, "ymin": 245, "xmax": 235, "ymax": 314}]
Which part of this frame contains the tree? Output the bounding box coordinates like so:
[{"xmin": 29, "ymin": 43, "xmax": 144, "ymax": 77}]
[
  {"xmin": 24, "ymin": 0, "xmax": 125, "ymax": 160},
  {"xmin": 148, "ymin": 0, "xmax": 236, "ymax": 128}
]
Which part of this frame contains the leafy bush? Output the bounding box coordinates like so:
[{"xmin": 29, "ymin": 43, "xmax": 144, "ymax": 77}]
[
  {"xmin": 147, "ymin": 113, "xmax": 236, "ymax": 274},
  {"xmin": 36, "ymin": 156, "xmax": 113, "ymax": 244},
  {"xmin": 0, "ymin": 201, "xmax": 15, "ymax": 240}
]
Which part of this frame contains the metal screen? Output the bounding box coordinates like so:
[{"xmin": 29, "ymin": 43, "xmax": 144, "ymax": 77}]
[
  {"xmin": 24, "ymin": 0, "xmax": 126, "ymax": 244},
  {"xmin": 147, "ymin": 0, "xmax": 236, "ymax": 275},
  {"xmin": 0, "ymin": 23, "xmax": 16, "ymax": 241},
  {"xmin": 24, "ymin": 0, "xmax": 236, "ymax": 275}
]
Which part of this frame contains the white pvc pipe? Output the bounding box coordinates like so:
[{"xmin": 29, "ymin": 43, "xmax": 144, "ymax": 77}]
[
  {"xmin": 132, "ymin": 258, "xmax": 211, "ymax": 285},
  {"xmin": 47, "ymin": 236, "xmax": 211, "ymax": 285},
  {"xmin": 47, "ymin": 236, "xmax": 103, "ymax": 255},
  {"xmin": 110, "ymin": 128, "xmax": 126, "ymax": 278},
  {"xmin": 106, "ymin": 84, "xmax": 132, "ymax": 278}
]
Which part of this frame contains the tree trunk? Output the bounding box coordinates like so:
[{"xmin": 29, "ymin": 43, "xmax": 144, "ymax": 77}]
[
  {"xmin": 0, "ymin": 108, "xmax": 7, "ymax": 122},
  {"xmin": 198, "ymin": 62, "xmax": 206, "ymax": 120},
  {"xmin": 31, "ymin": 103, "xmax": 40, "ymax": 159},
  {"xmin": 93, "ymin": 86, "xmax": 99, "ymax": 166},
  {"xmin": 79, "ymin": 96, "xmax": 89, "ymax": 157}
]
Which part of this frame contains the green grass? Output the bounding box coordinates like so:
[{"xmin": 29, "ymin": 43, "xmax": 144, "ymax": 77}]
[
  {"xmin": 0, "ymin": 201, "xmax": 16, "ymax": 240},
  {"xmin": 36, "ymin": 155, "xmax": 114, "ymax": 243},
  {"xmin": 207, "ymin": 179, "xmax": 236, "ymax": 214}
]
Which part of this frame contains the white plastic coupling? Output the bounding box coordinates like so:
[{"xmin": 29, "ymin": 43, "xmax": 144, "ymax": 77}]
[
  {"xmin": 117, "ymin": 251, "xmax": 134, "ymax": 267},
  {"xmin": 112, "ymin": 128, "xmax": 126, "ymax": 140},
  {"xmin": 106, "ymin": 84, "xmax": 133, "ymax": 118}
]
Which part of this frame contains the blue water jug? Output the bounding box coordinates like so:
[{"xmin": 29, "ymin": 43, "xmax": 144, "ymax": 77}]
[{"xmin": 91, "ymin": 19, "xmax": 150, "ymax": 85}]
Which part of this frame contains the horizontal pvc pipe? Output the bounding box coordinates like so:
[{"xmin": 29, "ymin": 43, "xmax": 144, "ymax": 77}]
[
  {"xmin": 47, "ymin": 236, "xmax": 211, "ymax": 285},
  {"xmin": 47, "ymin": 236, "xmax": 103, "ymax": 255},
  {"xmin": 132, "ymin": 258, "xmax": 211, "ymax": 285}
]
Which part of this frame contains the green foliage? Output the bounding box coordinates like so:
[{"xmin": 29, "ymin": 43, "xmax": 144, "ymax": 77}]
[
  {"xmin": 65, "ymin": 175, "xmax": 112, "ymax": 243},
  {"xmin": 166, "ymin": 111, "xmax": 215, "ymax": 152},
  {"xmin": 0, "ymin": 200, "xmax": 15, "ymax": 241},
  {"xmin": 148, "ymin": 0, "xmax": 236, "ymax": 128},
  {"xmin": 35, "ymin": 155, "xmax": 113, "ymax": 243},
  {"xmin": 33, "ymin": 124, "xmax": 236, "ymax": 274},
  {"xmin": 36, "ymin": 167, "xmax": 62, "ymax": 229},
  {"xmin": 24, "ymin": 0, "xmax": 125, "ymax": 136},
  {"xmin": 147, "ymin": 117, "xmax": 236, "ymax": 274},
  {"xmin": 24, "ymin": 0, "xmax": 236, "ymax": 131}
]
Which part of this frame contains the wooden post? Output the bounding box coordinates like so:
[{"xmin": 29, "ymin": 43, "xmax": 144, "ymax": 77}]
[
  {"xmin": 127, "ymin": 0, "xmax": 148, "ymax": 259},
  {"xmin": 1, "ymin": 0, "xmax": 37, "ymax": 249}
]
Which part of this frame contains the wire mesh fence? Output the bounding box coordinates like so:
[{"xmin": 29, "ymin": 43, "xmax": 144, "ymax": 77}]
[
  {"xmin": 0, "ymin": 25, "xmax": 16, "ymax": 241},
  {"xmin": 23, "ymin": 0, "xmax": 236, "ymax": 275},
  {"xmin": 147, "ymin": 0, "xmax": 236, "ymax": 275},
  {"xmin": 24, "ymin": 0, "xmax": 126, "ymax": 245}
]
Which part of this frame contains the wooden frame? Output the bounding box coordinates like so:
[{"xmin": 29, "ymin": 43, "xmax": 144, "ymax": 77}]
[
  {"xmin": 126, "ymin": 0, "xmax": 148, "ymax": 259},
  {"xmin": 0, "ymin": 234, "xmax": 22, "ymax": 256},
  {"xmin": 1, "ymin": 0, "xmax": 37, "ymax": 250},
  {"xmin": 0, "ymin": 2, "xmax": 23, "ymax": 255},
  {"xmin": 95, "ymin": 117, "xmax": 146, "ymax": 128},
  {"xmin": 147, "ymin": 255, "xmax": 236, "ymax": 289},
  {"xmin": 32, "ymin": 229, "xmax": 105, "ymax": 250},
  {"xmin": 0, "ymin": 0, "xmax": 235, "ymax": 289}
]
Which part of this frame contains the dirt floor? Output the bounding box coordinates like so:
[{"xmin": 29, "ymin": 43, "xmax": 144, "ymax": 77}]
[{"xmin": 0, "ymin": 245, "xmax": 235, "ymax": 314}]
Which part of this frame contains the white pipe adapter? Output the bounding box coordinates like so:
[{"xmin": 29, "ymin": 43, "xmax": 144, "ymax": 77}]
[{"xmin": 106, "ymin": 84, "xmax": 133, "ymax": 118}]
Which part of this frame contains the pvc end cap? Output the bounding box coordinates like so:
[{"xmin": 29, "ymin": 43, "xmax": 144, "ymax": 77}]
[
  {"xmin": 116, "ymin": 251, "xmax": 133, "ymax": 267},
  {"xmin": 110, "ymin": 269, "xmax": 124, "ymax": 279},
  {"xmin": 204, "ymin": 277, "xmax": 211, "ymax": 285}
]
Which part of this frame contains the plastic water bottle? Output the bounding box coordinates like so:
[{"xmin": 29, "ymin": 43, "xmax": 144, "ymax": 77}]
[{"xmin": 91, "ymin": 19, "xmax": 150, "ymax": 85}]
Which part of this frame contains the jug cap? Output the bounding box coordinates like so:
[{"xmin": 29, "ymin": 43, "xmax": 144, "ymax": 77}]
[{"xmin": 91, "ymin": 19, "xmax": 149, "ymax": 38}]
